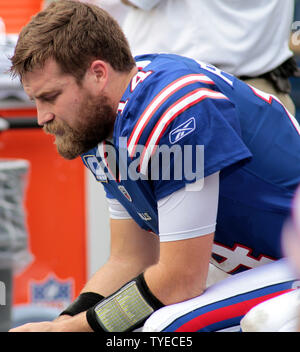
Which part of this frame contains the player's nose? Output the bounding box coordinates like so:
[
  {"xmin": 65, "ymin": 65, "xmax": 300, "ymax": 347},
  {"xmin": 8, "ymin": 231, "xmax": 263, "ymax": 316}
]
[{"xmin": 36, "ymin": 102, "xmax": 55, "ymax": 126}]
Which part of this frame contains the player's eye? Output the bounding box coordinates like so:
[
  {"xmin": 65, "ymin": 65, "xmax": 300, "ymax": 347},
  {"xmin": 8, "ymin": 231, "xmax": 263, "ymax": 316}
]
[{"xmin": 42, "ymin": 94, "xmax": 58, "ymax": 103}]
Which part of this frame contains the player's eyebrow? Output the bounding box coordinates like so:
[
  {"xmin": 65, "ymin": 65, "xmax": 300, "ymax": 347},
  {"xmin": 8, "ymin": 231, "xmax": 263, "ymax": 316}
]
[{"xmin": 35, "ymin": 89, "xmax": 62, "ymax": 100}]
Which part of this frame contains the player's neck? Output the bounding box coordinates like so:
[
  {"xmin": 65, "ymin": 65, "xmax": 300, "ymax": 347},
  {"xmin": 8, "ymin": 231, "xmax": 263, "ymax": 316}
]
[{"xmin": 107, "ymin": 65, "xmax": 138, "ymax": 112}]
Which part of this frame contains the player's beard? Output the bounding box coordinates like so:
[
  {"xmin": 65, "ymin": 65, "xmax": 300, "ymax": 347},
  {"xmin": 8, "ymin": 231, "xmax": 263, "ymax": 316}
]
[{"xmin": 43, "ymin": 93, "xmax": 116, "ymax": 160}]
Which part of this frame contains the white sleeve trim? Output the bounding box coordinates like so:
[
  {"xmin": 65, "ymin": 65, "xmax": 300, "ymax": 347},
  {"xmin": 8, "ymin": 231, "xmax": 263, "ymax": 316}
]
[
  {"xmin": 158, "ymin": 172, "xmax": 219, "ymax": 242},
  {"xmin": 128, "ymin": 0, "xmax": 160, "ymax": 11},
  {"xmin": 106, "ymin": 198, "xmax": 132, "ymax": 220}
]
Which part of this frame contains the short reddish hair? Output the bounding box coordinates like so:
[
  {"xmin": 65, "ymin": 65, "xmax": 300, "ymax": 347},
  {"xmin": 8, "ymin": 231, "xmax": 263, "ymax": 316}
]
[{"xmin": 10, "ymin": 0, "xmax": 135, "ymax": 81}]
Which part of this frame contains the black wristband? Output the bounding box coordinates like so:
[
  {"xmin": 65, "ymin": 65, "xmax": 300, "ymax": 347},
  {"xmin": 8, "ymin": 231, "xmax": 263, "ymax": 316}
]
[
  {"xmin": 136, "ymin": 273, "xmax": 164, "ymax": 310},
  {"xmin": 60, "ymin": 292, "xmax": 104, "ymax": 316},
  {"xmin": 86, "ymin": 273, "xmax": 164, "ymax": 332}
]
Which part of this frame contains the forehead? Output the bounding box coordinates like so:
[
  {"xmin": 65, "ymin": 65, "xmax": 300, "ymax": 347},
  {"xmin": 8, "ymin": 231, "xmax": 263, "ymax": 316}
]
[{"xmin": 22, "ymin": 59, "xmax": 75, "ymax": 96}]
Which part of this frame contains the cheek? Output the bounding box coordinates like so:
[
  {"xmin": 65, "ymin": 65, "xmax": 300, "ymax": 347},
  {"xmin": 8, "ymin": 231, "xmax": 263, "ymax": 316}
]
[{"xmin": 56, "ymin": 96, "xmax": 82, "ymax": 121}]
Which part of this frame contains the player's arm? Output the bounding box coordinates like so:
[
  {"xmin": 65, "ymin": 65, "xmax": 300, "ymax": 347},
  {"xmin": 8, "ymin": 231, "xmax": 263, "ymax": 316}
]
[
  {"xmin": 10, "ymin": 173, "xmax": 218, "ymax": 332},
  {"xmin": 57, "ymin": 235, "xmax": 212, "ymax": 332},
  {"xmin": 9, "ymin": 217, "xmax": 159, "ymax": 332},
  {"xmin": 54, "ymin": 217, "xmax": 158, "ymax": 319},
  {"xmin": 144, "ymin": 174, "xmax": 218, "ymax": 304},
  {"xmin": 145, "ymin": 233, "xmax": 214, "ymax": 305},
  {"xmin": 80, "ymin": 218, "xmax": 159, "ymax": 296},
  {"xmin": 82, "ymin": 173, "xmax": 218, "ymax": 332}
]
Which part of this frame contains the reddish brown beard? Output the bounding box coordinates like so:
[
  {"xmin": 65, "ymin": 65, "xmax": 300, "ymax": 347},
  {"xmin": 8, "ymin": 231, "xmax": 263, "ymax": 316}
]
[{"xmin": 43, "ymin": 94, "xmax": 116, "ymax": 159}]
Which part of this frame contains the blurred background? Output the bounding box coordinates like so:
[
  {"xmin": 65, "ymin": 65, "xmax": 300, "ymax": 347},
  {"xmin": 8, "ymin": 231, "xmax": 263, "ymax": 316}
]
[
  {"xmin": 0, "ymin": 0, "xmax": 115, "ymax": 330},
  {"xmin": 0, "ymin": 0, "xmax": 299, "ymax": 330}
]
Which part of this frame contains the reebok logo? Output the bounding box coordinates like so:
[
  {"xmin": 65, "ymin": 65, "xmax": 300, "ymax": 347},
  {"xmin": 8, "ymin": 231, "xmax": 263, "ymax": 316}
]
[{"xmin": 169, "ymin": 117, "xmax": 196, "ymax": 144}]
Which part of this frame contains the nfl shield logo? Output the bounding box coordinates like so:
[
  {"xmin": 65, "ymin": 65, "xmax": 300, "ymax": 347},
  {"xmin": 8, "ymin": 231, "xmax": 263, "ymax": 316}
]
[{"xmin": 30, "ymin": 273, "xmax": 74, "ymax": 310}]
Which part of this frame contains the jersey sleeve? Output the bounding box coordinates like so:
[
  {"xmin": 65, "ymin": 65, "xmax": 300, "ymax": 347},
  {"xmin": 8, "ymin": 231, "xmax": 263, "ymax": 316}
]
[
  {"xmin": 139, "ymin": 89, "xmax": 252, "ymax": 200},
  {"xmin": 102, "ymin": 184, "xmax": 116, "ymax": 199}
]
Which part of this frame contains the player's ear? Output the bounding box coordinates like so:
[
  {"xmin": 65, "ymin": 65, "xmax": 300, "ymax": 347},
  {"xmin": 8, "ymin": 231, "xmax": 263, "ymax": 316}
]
[{"xmin": 89, "ymin": 60, "xmax": 108, "ymax": 85}]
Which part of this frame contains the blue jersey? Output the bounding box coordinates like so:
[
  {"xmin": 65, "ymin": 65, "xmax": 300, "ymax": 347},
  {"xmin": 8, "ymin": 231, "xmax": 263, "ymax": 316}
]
[{"xmin": 81, "ymin": 54, "xmax": 300, "ymax": 274}]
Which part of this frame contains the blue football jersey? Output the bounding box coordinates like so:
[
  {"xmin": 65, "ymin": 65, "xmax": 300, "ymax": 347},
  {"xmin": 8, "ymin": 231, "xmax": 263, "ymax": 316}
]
[{"xmin": 81, "ymin": 54, "xmax": 300, "ymax": 274}]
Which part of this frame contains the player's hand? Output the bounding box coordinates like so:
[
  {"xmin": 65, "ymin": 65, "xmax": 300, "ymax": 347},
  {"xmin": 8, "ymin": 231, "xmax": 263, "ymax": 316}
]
[
  {"xmin": 9, "ymin": 314, "xmax": 73, "ymax": 332},
  {"xmin": 9, "ymin": 321, "xmax": 61, "ymax": 332},
  {"xmin": 9, "ymin": 311, "xmax": 93, "ymax": 332}
]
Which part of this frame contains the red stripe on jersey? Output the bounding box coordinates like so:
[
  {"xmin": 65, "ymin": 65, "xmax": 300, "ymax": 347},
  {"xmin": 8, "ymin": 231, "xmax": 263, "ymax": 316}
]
[
  {"xmin": 127, "ymin": 74, "xmax": 215, "ymax": 157},
  {"xmin": 250, "ymin": 85, "xmax": 300, "ymax": 135},
  {"xmin": 139, "ymin": 88, "xmax": 228, "ymax": 174},
  {"xmin": 117, "ymin": 100, "xmax": 128, "ymax": 114},
  {"xmin": 175, "ymin": 289, "xmax": 293, "ymax": 332}
]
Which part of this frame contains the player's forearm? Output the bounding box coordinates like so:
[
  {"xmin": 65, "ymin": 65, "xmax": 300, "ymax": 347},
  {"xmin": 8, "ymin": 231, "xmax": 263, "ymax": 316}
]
[
  {"xmin": 57, "ymin": 311, "xmax": 93, "ymax": 332},
  {"xmin": 80, "ymin": 254, "xmax": 152, "ymax": 297},
  {"xmin": 81, "ymin": 219, "xmax": 159, "ymax": 296},
  {"xmin": 51, "ymin": 257, "xmax": 153, "ymax": 331}
]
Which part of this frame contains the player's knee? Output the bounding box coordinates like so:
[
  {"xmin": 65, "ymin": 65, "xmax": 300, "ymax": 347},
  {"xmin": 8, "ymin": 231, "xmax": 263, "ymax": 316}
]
[
  {"xmin": 241, "ymin": 290, "xmax": 300, "ymax": 332},
  {"xmin": 240, "ymin": 304, "xmax": 269, "ymax": 332}
]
